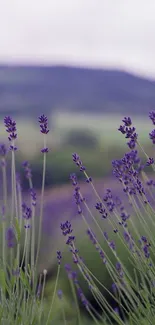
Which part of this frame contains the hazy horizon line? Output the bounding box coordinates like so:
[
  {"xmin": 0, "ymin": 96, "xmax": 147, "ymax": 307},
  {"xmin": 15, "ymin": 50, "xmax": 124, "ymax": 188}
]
[{"xmin": 0, "ymin": 60, "xmax": 154, "ymax": 81}]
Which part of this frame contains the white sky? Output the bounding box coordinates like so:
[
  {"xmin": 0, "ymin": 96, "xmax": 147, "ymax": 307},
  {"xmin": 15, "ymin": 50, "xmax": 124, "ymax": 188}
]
[{"xmin": 0, "ymin": 0, "xmax": 155, "ymax": 77}]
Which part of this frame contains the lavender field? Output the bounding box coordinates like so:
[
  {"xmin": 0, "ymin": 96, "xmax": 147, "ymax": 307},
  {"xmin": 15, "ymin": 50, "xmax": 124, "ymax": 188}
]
[{"xmin": 1, "ymin": 113, "xmax": 155, "ymax": 324}]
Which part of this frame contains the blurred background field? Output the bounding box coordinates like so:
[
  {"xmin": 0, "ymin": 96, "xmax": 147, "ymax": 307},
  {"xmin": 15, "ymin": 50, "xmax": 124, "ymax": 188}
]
[{"xmin": 1, "ymin": 1, "xmax": 155, "ymax": 323}]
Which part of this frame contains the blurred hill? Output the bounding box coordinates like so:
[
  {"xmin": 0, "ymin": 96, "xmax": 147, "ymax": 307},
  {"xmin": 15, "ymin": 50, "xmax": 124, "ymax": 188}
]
[{"xmin": 0, "ymin": 65, "xmax": 155, "ymax": 121}]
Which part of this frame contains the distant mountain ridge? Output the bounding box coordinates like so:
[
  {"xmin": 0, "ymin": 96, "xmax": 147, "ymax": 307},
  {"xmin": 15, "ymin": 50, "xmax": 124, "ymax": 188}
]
[{"xmin": 0, "ymin": 65, "xmax": 155, "ymax": 121}]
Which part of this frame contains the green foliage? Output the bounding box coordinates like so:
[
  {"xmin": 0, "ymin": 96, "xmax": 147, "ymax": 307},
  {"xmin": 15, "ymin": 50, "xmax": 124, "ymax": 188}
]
[
  {"xmin": 20, "ymin": 145, "xmax": 125, "ymax": 189},
  {"xmin": 63, "ymin": 128, "xmax": 99, "ymax": 149}
]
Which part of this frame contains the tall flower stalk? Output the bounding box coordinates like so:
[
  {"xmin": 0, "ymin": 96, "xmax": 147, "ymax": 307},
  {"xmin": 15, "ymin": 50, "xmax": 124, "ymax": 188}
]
[{"xmin": 35, "ymin": 115, "xmax": 49, "ymax": 269}]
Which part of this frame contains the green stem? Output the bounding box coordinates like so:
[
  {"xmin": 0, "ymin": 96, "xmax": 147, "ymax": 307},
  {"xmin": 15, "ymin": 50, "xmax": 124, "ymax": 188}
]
[
  {"xmin": 46, "ymin": 265, "xmax": 60, "ymax": 325},
  {"xmin": 35, "ymin": 136, "xmax": 47, "ymax": 268}
]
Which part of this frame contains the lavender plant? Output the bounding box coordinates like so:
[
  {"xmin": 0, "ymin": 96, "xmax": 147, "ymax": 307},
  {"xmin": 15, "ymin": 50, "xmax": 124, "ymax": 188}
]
[
  {"xmin": 1, "ymin": 111, "xmax": 155, "ymax": 325},
  {"xmin": 0, "ymin": 115, "xmax": 64, "ymax": 325},
  {"xmin": 58, "ymin": 112, "xmax": 155, "ymax": 325}
]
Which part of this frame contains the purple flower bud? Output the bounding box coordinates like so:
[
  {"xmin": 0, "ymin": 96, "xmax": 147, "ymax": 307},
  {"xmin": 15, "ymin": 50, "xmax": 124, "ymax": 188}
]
[
  {"xmin": 122, "ymin": 117, "xmax": 132, "ymax": 126},
  {"xmin": 57, "ymin": 289, "xmax": 63, "ymax": 299},
  {"xmin": 60, "ymin": 220, "xmax": 73, "ymax": 236},
  {"xmin": 112, "ymin": 283, "xmax": 117, "ymax": 293},
  {"xmin": 6, "ymin": 227, "xmax": 16, "ymax": 248},
  {"xmin": 149, "ymin": 129, "xmax": 155, "ymax": 144},
  {"xmin": 77, "ymin": 286, "xmax": 88, "ymax": 308},
  {"xmin": 22, "ymin": 203, "xmax": 32, "ymax": 220},
  {"xmin": 0, "ymin": 144, "xmax": 7, "ymax": 157},
  {"xmin": 23, "ymin": 161, "xmax": 32, "ymax": 180},
  {"xmin": 30, "ymin": 188, "xmax": 37, "ymax": 206},
  {"xmin": 57, "ymin": 251, "xmax": 62, "ymax": 265},
  {"xmin": 146, "ymin": 157, "xmax": 154, "ymax": 166},
  {"xmin": 41, "ymin": 147, "xmax": 49, "ymax": 153},
  {"xmin": 66, "ymin": 236, "xmax": 75, "ymax": 246},
  {"xmin": 149, "ymin": 110, "xmax": 155, "ymax": 125},
  {"xmin": 109, "ymin": 241, "xmax": 116, "ymax": 250}
]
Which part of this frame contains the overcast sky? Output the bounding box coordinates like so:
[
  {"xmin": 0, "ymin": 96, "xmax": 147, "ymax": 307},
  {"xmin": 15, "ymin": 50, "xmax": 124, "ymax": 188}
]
[{"xmin": 0, "ymin": 0, "xmax": 155, "ymax": 78}]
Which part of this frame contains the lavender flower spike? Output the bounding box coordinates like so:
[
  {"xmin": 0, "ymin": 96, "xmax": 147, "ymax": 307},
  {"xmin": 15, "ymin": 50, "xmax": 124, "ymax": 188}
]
[
  {"xmin": 0, "ymin": 144, "xmax": 7, "ymax": 157},
  {"xmin": 6, "ymin": 227, "xmax": 16, "ymax": 248},
  {"xmin": 4, "ymin": 116, "xmax": 17, "ymax": 141},
  {"xmin": 38, "ymin": 115, "xmax": 49, "ymax": 135},
  {"xmin": 38, "ymin": 115, "xmax": 49, "ymax": 153},
  {"xmin": 149, "ymin": 110, "xmax": 155, "ymax": 125}
]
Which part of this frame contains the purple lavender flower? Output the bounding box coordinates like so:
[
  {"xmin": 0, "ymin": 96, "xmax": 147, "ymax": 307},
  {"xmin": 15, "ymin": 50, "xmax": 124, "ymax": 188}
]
[
  {"xmin": 22, "ymin": 203, "xmax": 32, "ymax": 220},
  {"xmin": 57, "ymin": 289, "xmax": 63, "ymax": 299},
  {"xmin": 72, "ymin": 153, "xmax": 86, "ymax": 171},
  {"xmin": 149, "ymin": 111, "xmax": 155, "ymax": 125},
  {"xmin": 95, "ymin": 202, "xmax": 108, "ymax": 218},
  {"xmin": 122, "ymin": 117, "xmax": 132, "ymax": 126},
  {"xmin": 70, "ymin": 174, "xmax": 84, "ymax": 214},
  {"xmin": 112, "ymin": 283, "xmax": 117, "ymax": 293},
  {"xmin": 116, "ymin": 262, "xmax": 121, "ymax": 272},
  {"xmin": 118, "ymin": 117, "xmax": 137, "ymax": 149},
  {"xmin": 57, "ymin": 251, "xmax": 62, "ymax": 265},
  {"xmin": 99, "ymin": 249, "xmax": 106, "ymax": 264},
  {"xmin": 141, "ymin": 236, "xmax": 147, "ymax": 243},
  {"xmin": 65, "ymin": 263, "xmax": 72, "ymax": 274},
  {"xmin": 127, "ymin": 139, "xmax": 136, "ymax": 149},
  {"xmin": 87, "ymin": 229, "xmax": 97, "ymax": 245},
  {"xmin": 103, "ymin": 189, "xmax": 115, "ymax": 212},
  {"xmin": 86, "ymin": 176, "xmax": 92, "ymax": 183},
  {"xmin": 70, "ymin": 173, "xmax": 78, "ymax": 186},
  {"xmin": 140, "ymin": 236, "xmax": 151, "ymax": 259},
  {"xmin": 103, "ymin": 231, "xmax": 108, "ymax": 240},
  {"xmin": 66, "ymin": 236, "xmax": 75, "ymax": 246},
  {"xmin": 77, "ymin": 286, "xmax": 89, "ymax": 308},
  {"xmin": 0, "ymin": 144, "xmax": 7, "ymax": 157},
  {"xmin": 116, "ymin": 262, "xmax": 124, "ymax": 278},
  {"xmin": 4, "ymin": 116, "xmax": 17, "ymax": 139},
  {"xmin": 149, "ymin": 129, "xmax": 155, "ymax": 144},
  {"xmin": 38, "ymin": 115, "xmax": 49, "ymax": 134},
  {"xmin": 24, "ymin": 224, "xmax": 31, "ymax": 229},
  {"xmin": 38, "ymin": 115, "xmax": 49, "ymax": 153},
  {"xmin": 146, "ymin": 179, "xmax": 155, "ymax": 186},
  {"xmin": 0, "ymin": 144, "xmax": 8, "ymax": 167},
  {"xmin": 109, "ymin": 241, "xmax": 116, "ymax": 250},
  {"xmin": 65, "ymin": 264, "xmax": 79, "ymax": 283},
  {"xmin": 23, "ymin": 161, "xmax": 32, "ymax": 180},
  {"xmin": 4, "ymin": 116, "xmax": 17, "ymax": 149},
  {"xmin": 143, "ymin": 245, "xmax": 150, "ymax": 259},
  {"xmin": 123, "ymin": 231, "xmax": 130, "ymax": 243},
  {"xmin": 30, "ymin": 188, "xmax": 37, "ymax": 206},
  {"xmin": 146, "ymin": 157, "xmax": 154, "ymax": 166},
  {"xmin": 6, "ymin": 227, "xmax": 16, "ymax": 248},
  {"xmin": 112, "ymin": 150, "xmax": 145, "ymax": 197},
  {"xmin": 113, "ymin": 307, "xmax": 120, "ymax": 316},
  {"xmin": 60, "ymin": 220, "xmax": 73, "ymax": 236},
  {"xmin": 41, "ymin": 147, "xmax": 49, "ymax": 153}
]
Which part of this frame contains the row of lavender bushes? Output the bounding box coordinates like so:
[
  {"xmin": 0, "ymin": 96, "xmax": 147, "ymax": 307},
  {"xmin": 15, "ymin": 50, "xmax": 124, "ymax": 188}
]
[{"xmin": 0, "ymin": 113, "xmax": 155, "ymax": 324}]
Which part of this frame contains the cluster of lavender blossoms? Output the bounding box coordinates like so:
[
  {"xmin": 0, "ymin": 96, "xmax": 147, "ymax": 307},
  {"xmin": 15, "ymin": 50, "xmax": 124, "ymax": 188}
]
[{"xmin": 58, "ymin": 111, "xmax": 155, "ymax": 324}]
